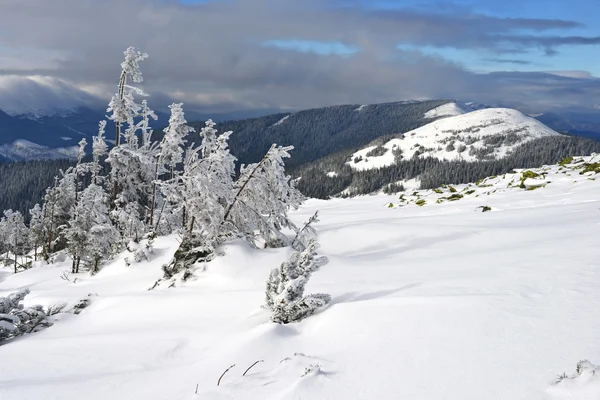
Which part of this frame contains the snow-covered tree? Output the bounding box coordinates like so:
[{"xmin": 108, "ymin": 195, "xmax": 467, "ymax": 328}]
[
  {"xmin": 0, "ymin": 210, "xmax": 30, "ymax": 273},
  {"xmin": 65, "ymin": 184, "xmax": 121, "ymax": 273},
  {"xmin": 0, "ymin": 289, "xmax": 52, "ymax": 342},
  {"xmin": 107, "ymin": 100, "xmax": 158, "ymax": 241},
  {"xmin": 149, "ymin": 103, "xmax": 193, "ymax": 230},
  {"xmin": 92, "ymin": 121, "xmax": 109, "ymax": 184},
  {"xmin": 106, "ymin": 47, "xmax": 148, "ymax": 147},
  {"xmin": 265, "ymin": 213, "xmax": 330, "ymax": 324},
  {"xmin": 42, "ymin": 168, "xmax": 78, "ymax": 254},
  {"xmin": 224, "ymin": 144, "xmax": 304, "ymax": 247},
  {"xmin": 29, "ymin": 204, "xmax": 46, "ymax": 261}
]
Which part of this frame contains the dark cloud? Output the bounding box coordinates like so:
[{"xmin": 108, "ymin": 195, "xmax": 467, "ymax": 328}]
[{"xmin": 0, "ymin": 0, "xmax": 598, "ymax": 114}]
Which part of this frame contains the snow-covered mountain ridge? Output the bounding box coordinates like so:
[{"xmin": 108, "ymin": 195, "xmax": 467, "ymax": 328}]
[
  {"xmin": 349, "ymin": 106, "xmax": 560, "ymax": 171},
  {"xmin": 1, "ymin": 155, "xmax": 600, "ymax": 400}
]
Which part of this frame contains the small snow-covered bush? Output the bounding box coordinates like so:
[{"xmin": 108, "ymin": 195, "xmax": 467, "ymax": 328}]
[
  {"xmin": 0, "ymin": 289, "xmax": 52, "ymax": 342},
  {"xmin": 549, "ymin": 360, "xmax": 600, "ymax": 398},
  {"xmin": 265, "ymin": 212, "xmax": 330, "ymax": 324}
]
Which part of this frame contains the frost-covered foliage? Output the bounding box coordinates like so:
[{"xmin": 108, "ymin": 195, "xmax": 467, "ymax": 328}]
[
  {"xmin": 65, "ymin": 183, "xmax": 121, "ymax": 273},
  {"xmin": 0, "ymin": 209, "xmax": 30, "ymax": 272},
  {"xmin": 265, "ymin": 212, "xmax": 330, "ymax": 324},
  {"xmin": 226, "ymin": 145, "xmax": 304, "ymax": 248},
  {"xmin": 0, "ymin": 289, "xmax": 52, "ymax": 342},
  {"xmin": 106, "ymin": 47, "xmax": 149, "ymax": 146}
]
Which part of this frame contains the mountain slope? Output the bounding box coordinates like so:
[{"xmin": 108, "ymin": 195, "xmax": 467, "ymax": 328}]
[
  {"xmin": 1, "ymin": 156, "xmax": 600, "ymax": 400},
  {"xmin": 349, "ymin": 108, "xmax": 560, "ymax": 171},
  {"xmin": 203, "ymin": 99, "xmax": 453, "ymax": 168}
]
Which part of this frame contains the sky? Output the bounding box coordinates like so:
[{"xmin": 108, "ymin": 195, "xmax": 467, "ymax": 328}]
[{"xmin": 0, "ymin": 0, "xmax": 599, "ymax": 115}]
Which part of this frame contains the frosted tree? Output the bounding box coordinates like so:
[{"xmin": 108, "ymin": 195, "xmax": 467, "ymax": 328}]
[
  {"xmin": 163, "ymin": 137, "xmax": 304, "ymax": 280},
  {"xmin": 65, "ymin": 183, "xmax": 121, "ymax": 273},
  {"xmin": 107, "ymin": 100, "xmax": 158, "ymax": 241},
  {"xmin": 74, "ymin": 138, "xmax": 88, "ymax": 202},
  {"xmin": 149, "ymin": 103, "xmax": 193, "ymax": 229},
  {"xmin": 224, "ymin": 145, "xmax": 304, "ymax": 247},
  {"xmin": 29, "ymin": 204, "xmax": 46, "ymax": 261},
  {"xmin": 0, "ymin": 289, "xmax": 52, "ymax": 341},
  {"xmin": 42, "ymin": 168, "xmax": 78, "ymax": 254},
  {"xmin": 91, "ymin": 121, "xmax": 109, "ymax": 184},
  {"xmin": 161, "ymin": 119, "xmax": 235, "ymax": 278},
  {"xmin": 106, "ymin": 46, "xmax": 148, "ymax": 146},
  {"xmin": 1, "ymin": 210, "xmax": 30, "ymax": 273},
  {"xmin": 265, "ymin": 213, "xmax": 330, "ymax": 324}
]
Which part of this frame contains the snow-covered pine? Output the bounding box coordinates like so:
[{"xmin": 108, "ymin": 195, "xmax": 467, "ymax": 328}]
[
  {"xmin": 107, "ymin": 98, "xmax": 158, "ymax": 242},
  {"xmin": 225, "ymin": 145, "xmax": 304, "ymax": 248},
  {"xmin": 0, "ymin": 210, "xmax": 30, "ymax": 273},
  {"xmin": 91, "ymin": 121, "xmax": 108, "ymax": 184},
  {"xmin": 150, "ymin": 103, "xmax": 194, "ymax": 232},
  {"xmin": 0, "ymin": 289, "xmax": 52, "ymax": 342},
  {"xmin": 160, "ymin": 119, "xmax": 235, "ymax": 279},
  {"xmin": 28, "ymin": 204, "xmax": 45, "ymax": 261},
  {"xmin": 106, "ymin": 47, "xmax": 149, "ymax": 147},
  {"xmin": 265, "ymin": 217, "xmax": 330, "ymax": 324},
  {"xmin": 41, "ymin": 170, "xmax": 77, "ymax": 254},
  {"xmin": 65, "ymin": 183, "xmax": 121, "ymax": 273}
]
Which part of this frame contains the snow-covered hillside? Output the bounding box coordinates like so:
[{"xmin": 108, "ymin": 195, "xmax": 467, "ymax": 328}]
[
  {"xmin": 1, "ymin": 155, "xmax": 600, "ymax": 400},
  {"xmin": 423, "ymin": 101, "xmax": 468, "ymax": 119},
  {"xmin": 0, "ymin": 139, "xmax": 79, "ymax": 161},
  {"xmin": 349, "ymin": 108, "xmax": 560, "ymax": 171}
]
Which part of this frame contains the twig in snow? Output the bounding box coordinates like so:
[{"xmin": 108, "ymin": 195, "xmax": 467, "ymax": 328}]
[
  {"xmin": 217, "ymin": 364, "xmax": 235, "ymax": 386},
  {"xmin": 242, "ymin": 360, "xmax": 264, "ymax": 376},
  {"xmin": 195, "ymin": 383, "xmax": 199, "ymax": 394}
]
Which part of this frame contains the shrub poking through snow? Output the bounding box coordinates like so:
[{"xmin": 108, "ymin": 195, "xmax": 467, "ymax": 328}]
[
  {"xmin": 0, "ymin": 289, "xmax": 52, "ymax": 342},
  {"xmin": 265, "ymin": 212, "xmax": 330, "ymax": 324},
  {"xmin": 549, "ymin": 360, "xmax": 600, "ymax": 397}
]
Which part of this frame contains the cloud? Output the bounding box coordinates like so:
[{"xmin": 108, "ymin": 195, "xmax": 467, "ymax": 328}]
[
  {"xmin": 482, "ymin": 58, "xmax": 534, "ymax": 65},
  {"xmin": 0, "ymin": 0, "xmax": 597, "ymax": 114}
]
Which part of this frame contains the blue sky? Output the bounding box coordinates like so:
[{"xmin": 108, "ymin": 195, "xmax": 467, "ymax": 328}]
[
  {"xmin": 0, "ymin": 0, "xmax": 599, "ymax": 113},
  {"xmin": 259, "ymin": 0, "xmax": 600, "ymax": 75}
]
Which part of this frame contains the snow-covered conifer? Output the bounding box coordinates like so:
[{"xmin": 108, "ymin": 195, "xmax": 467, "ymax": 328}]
[
  {"xmin": 1, "ymin": 210, "xmax": 30, "ymax": 273},
  {"xmin": 151, "ymin": 103, "xmax": 195, "ymax": 232},
  {"xmin": 65, "ymin": 184, "xmax": 121, "ymax": 273},
  {"xmin": 225, "ymin": 145, "xmax": 304, "ymax": 247},
  {"xmin": 29, "ymin": 204, "xmax": 46, "ymax": 261},
  {"xmin": 92, "ymin": 121, "xmax": 109, "ymax": 183},
  {"xmin": 0, "ymin": 289, "xmax": 52, "ymax": 341},
  {"xmin": 265, "ymin": 214, "xmax": 330, "ymax": 324},
  {"xmin": 106, "ymin": 47, "xmax": 148, "ymax": 146}
]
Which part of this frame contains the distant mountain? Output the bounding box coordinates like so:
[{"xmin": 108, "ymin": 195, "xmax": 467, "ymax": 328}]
[
  {"xmin": 348, "ymin": 107, "xmax": 560, "ymax": 172},
  {"xmin": 533, "ymin": 111, "xmax": 600, "ymax": 140},
  {"xmin": 293, "ymin": 105, "xmax": 600, "ymax": 198},
  {"xmin": 202, "ymin": 100, "xmax": 454, "ymax": 169}
]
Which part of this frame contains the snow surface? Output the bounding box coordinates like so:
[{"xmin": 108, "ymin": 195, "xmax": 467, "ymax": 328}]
[
  {"xmin": 354, "ymin": 105, "xmax": 368, "ymax": 112},
  {"xmin": 349, "ymin": 108, "xmax": 560, "ymax": 171},
  {"xmin": 272, "ymin": 115, "xmax": 291, "ymax": 126},
  {"xmin": 0, "ymin": 139, "xmax": 79, "ymax": 161},
  {"xmin": 424, "ymin": 102, "xmax": 468, "ymax": 119},
  {"xmin": 1, "ymin": 156, "xmax": 600, "ymax": 400}
]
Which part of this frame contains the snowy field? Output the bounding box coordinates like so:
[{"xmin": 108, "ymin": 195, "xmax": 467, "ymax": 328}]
[{"xmin": 1, "ymin": 157, "xmax": 600, "ymax": 400}]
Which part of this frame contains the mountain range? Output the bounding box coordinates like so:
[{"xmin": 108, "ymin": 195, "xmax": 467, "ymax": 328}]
[{"xmin": 0, "ymin": 98, "xmax": 599, "ymax": 162}]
